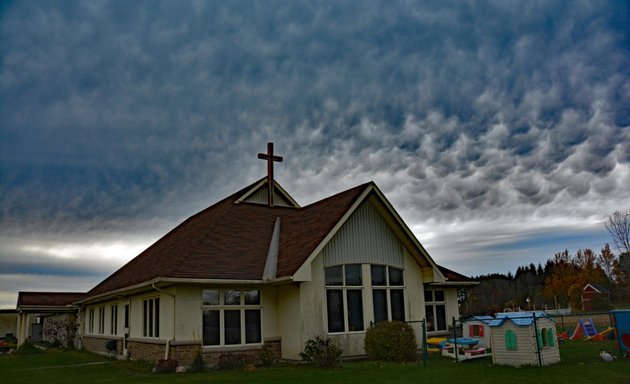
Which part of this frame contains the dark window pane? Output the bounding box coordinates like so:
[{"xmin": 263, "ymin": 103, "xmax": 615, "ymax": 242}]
[
  {"xmin": 388, "ymin": 267, "xmax": 404, "ymax": 286},
  {"xmin": 346, "ymin": 289, "xmax": 364, "ymax": 331},
  {"xmin": 371, "ymin": 265, "xmax": 386, "ymax": 286},
  {"xmin": 425, "ymin": 305, "xmax": 435, "ymax": 332},
  {"xmin": 245, "ymin": 310, "xmax": 261, "ymax": 343},
  {"xmin": 224, "ymin": 310, "xmax": 241, "ymax": 344},
  {"xmin": 202, "ymin": 310, "xmax": 220, "ymax": 345},
  {"xmin": 148, "ymin": 299, "xmax": 153, "ymax": 337},
  {"xmin": 345, "ymin": 264, "xmax": 362, "ymax": 286},
  {"xmin": 124, "ymin": 305, "xmax": 129, "ymax": 328},
  {"xmin": 373, "ymin": 290, "xmax": 388, "ymax": 324},
  {"xmin": 390, "ymin": 289, "xmax": 405, "ymax": 321},
  {"xmin": 154, "ymin": 298, "xmax": 160, "ymax": 338},
  {"xmin": 436, "ymin": 304, "xmax": 446, "ymax": 331},
  {"xmin": 325, "ymin": 266, "xmax": 343, "ymax": 286},
  {"xmin": 244, "ymin": 290, "xmax": 260, "ymax": 305},
  {"xmin": 326, "ymin": 290, "xmax": 344, "ymax": 332},
  {"xmin": 143, "ymin": 301, "xmax": 147, "ymax": 336},
  {"xmin": 434, "ymin": 290, "xmax": 445, "ymax": 301},
  {"xmin": 424, "ymin": 290, "xmax": 433, "ymax": 302},
  {"xmin": 224, "ymin": 290, "xmax": 241, "ymax": 305},
  {"xmin": 203, "ymin": 289, "xmax": 220, "ymax": 305}
]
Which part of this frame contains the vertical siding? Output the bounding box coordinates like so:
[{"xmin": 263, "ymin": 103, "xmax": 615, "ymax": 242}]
[
  {"xmin": 322, "ymin": 201, "xmax": 404, "ymax": 268},
  {"xmin": 244, "ymin": 186, "xmax": 293, "ymax": 207}
]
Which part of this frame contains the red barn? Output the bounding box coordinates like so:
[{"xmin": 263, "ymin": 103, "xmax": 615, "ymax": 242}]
[{"xmin": 582, "ymin": 283, "xmax": 610, "ymax": 312}]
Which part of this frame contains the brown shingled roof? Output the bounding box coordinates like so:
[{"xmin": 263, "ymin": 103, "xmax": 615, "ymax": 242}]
[
  {"xmin": 17, "ymin": 292, "xmax": 85, "ymax": 307},
  {"xmin": 84, "ymin": 179, "xmax": 370, "ymax": 300}
]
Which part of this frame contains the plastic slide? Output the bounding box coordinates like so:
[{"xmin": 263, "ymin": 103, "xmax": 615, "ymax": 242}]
[{"xmin": 585, "ymin": 327, "xmax": 614, "ymax": 341}]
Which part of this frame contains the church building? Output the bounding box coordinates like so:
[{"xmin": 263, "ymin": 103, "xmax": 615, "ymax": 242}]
[{"xmin": 17, "ymin": 143, "xmax": 476, "ymax": 365}]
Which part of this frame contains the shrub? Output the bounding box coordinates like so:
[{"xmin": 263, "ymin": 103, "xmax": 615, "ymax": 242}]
[
  {"xmin": 257, "ymin": 343, "xmax": 277, "ymax": 367},
  {"xmin": 364, "ymin": 321, "xmax": 417, "ymax": 362},
  {"xmin": 189, "ymin": 351, "xmax": 206, "ymax": 373},
  {"xmin": 217, "ymin": 353, "xmax": 253, "ymax": 370},
  {"xmin": 299, "ymin": 335, "xmax": 343, "ymax": 368},
  {"xmin": 16, "ymin": 339, "xmax": 41, "ymax": 355}
]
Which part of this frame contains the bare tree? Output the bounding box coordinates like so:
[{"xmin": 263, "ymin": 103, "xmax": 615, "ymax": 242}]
[{"xmin": 605, "ymin": 210, "xmax": 630, "ymax": 254}]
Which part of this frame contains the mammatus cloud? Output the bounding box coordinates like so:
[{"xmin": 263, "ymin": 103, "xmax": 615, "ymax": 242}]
[{"xmin": 0, "ymin": 1, "xmax": 628, "ymax": 307}]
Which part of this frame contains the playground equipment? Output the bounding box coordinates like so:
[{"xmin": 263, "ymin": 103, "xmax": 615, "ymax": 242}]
[
  {"xmin": 570, "ymin": 317, "xmax": 615, "ymax": 341},
  {"xmin": 570, "ymin": 318, "xmax": 598, "ymax": 340},
  {"xmin": 610, "ymin": 309, "xmax": 630, "ymax": 359},
  {"xmin": 426, "ymin": 337, "xmax": 447, "ymax": 352},
  {"xmin": 585, "ymin": 327, "xmax": 615, "ymax": 341},
  {"xmin": 440, "ymin": 337, "xmax": 490, "ymax": 361}
]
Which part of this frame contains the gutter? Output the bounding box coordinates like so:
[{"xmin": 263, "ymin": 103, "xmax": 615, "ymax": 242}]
[
  {"xmin": 77, "ymin": 276, "xmax": 294, "ymax": 306},
  {"xmin": 151, "ymin": 283, "xmax": 176, "ymax": 361}
]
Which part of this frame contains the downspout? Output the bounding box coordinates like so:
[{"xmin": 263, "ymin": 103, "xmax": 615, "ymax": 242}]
[{"xmin": 152, "ymin": 283, "xmax": 176, "ymax": 360}]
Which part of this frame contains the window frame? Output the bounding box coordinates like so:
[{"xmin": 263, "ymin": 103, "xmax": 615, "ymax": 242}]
[
  {"xmin": 142, "ymin": 297, "xmax": 160, "ymax": 338},
  {"xmin": 88, "ymin": 308, "xmax": 95, "ymax": 334},
  {"xmin": 424, "ymin": 288, "xmax": 447, "ymax": 332},
  {"xmin": 98, "ymin": 306, "xmax": 105, "ymax": 335},
  {"xmin": 201, "ymin": 289, "xmax": 263, "ymax": 347},
  {"xmin": 325, "ymin": 264, "xmax": 365, "ymax": 334},
  {"xmin": 110, "ymin": 304, "xmax": 118, "ymax": 335},
  {"xmin": 371, "ymin": 265, "xmax": 406, "ymax": 324}
]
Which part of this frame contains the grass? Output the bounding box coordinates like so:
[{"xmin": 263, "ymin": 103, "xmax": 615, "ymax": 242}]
[{"xmin": 1, "ymin": 341, "xmax": 628, "ymax": 384}]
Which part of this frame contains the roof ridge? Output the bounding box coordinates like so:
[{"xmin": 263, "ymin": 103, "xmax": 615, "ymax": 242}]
[{"xmin": 298, "ymin": 181, "xmax": 373, "ymax": 210}]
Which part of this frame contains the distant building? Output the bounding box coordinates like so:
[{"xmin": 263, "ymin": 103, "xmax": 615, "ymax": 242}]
[{"xmin": 582, "ymin": 283, "xmax": 611, "ymax": 312}]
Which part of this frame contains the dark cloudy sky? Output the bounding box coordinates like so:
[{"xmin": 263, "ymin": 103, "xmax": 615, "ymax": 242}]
[{"xmin": 1, "ymin": 0, "xmax": 629, "ymax": 308}]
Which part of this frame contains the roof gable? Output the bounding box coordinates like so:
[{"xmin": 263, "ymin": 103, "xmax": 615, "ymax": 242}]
[
  {"xmin": 82, "ymin": 178, "xmax": 451, "ymax": 302},
  {"xmin": 236, "ymin": 177, "xmax": 300, "ymax": 208},
  {"xmin": 290, "ymin": 183, "xmax": 446, "ymax": 282}
]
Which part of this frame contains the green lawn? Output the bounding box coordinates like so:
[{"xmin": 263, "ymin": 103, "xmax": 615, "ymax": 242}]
[{"xmin": 1, "ymin": 341, "xmax": 628, "ymax": 384}]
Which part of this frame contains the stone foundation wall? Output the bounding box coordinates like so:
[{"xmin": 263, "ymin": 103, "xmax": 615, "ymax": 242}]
[
  {"xmin": 169, "ymin": 343, "xmax": 202, "ymax": 365},
  {"xmin": 82, "ymin": 335, "xmax": 123, "ymax": 355},
  {"xmin": 96, "ymin": 338, "xmax": 283, "ymax": 367},
  {"xmin": 127, "ymin": 339, "xmax": 165, "ymax": 362}
]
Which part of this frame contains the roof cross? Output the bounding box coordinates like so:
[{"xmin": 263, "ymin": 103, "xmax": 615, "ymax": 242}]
[{"xmin": 257, "ymin": 142, "xmax": 283, "ymax": 207}]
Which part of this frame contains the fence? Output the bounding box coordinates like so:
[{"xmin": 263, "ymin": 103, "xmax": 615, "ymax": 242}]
[
  {"xmin": 546, "ymin": 311, "xmax": 613, "ymax": 336},
  {"xmin": 411, "ymin": 312, "xmax": 564, "ymax": 367}
]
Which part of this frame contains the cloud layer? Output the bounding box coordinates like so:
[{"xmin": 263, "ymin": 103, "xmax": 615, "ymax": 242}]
[{"xmin": 1, "ymin": 1, "xmax": 628, "ymax": 307}]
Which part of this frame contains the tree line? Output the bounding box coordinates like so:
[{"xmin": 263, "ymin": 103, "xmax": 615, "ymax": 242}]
[{"xmin": 462, "ymin": 209, "xmax": 630, "ymax": 315}]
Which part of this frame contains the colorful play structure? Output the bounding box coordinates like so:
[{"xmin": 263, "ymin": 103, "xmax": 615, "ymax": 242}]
[
  {"xmin": 569, "ymin": 317, "xmax": 615, "ymax": 341},
  {"xmin": 426, "ymin": 309, "xmax": 630, "ymax": 364},
  {"xmin": 610, "ymin": 309, "xmax": 630, "ymax": 359},
  {"xmin": 440, "ymin": 337, "xmax": 490, "ymax": 361}
]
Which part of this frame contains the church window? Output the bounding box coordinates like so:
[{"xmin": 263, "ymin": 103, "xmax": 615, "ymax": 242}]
[
  {"xmin": 325, "ymin": 264, "xmax": 364, "ymax": 333},
  {"xmin": 371, "ymin": 265, "xmax": 405, "ymax": 324},
  {"xmin": 143, "ymin": 297, "xmax": 160, "ymax": 338},
  {"xmin": 98, "ymin": 306, "xmax": 105, "ymax": 335},
  {"xmin": 111, "ymin": 304, "xmax": 118, "ymax": 335},
  {"xmin": 424, "ymin": 289, "xmax": 446, "ymax": 332},
  {"xmin": 88, "ymin": 308, "xmax": 95, "ymax": 334},
  {"xmin": 202, "ymin": 289, "xmax": 262, "ymax": 346}
]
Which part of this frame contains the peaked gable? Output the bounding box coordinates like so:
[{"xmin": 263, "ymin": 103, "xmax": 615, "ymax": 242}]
[
  {"xmin": 237, "ymin": 177, "xmax": 300, "ymax": 208},
  {"xmin": 82, "ymin": 180, "xmax": 368, "ymax": 302},
  {"xmin": 81, "ymin": 179, "xmax": 449, "ymax": 303}
]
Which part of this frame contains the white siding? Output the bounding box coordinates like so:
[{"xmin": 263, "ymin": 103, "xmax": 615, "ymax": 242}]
[{"xmin": 322, "ymin": 201, "xmax": 404, "ymax": 268}]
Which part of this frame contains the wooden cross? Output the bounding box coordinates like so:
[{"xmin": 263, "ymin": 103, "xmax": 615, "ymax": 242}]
[{"xmin": 257, "ymin": 142, "xmax": 283, "ymax": 207}]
